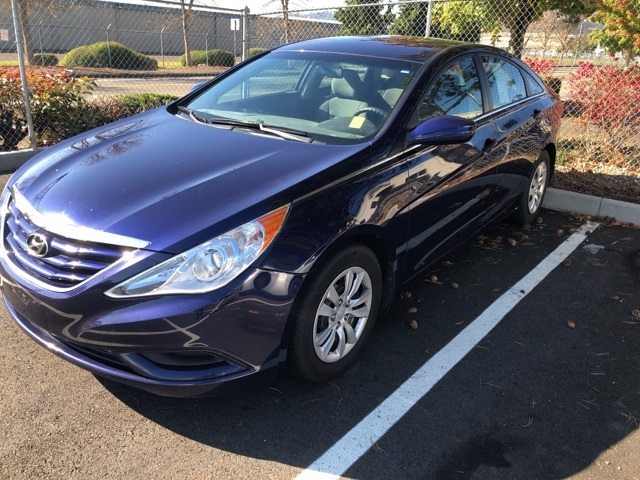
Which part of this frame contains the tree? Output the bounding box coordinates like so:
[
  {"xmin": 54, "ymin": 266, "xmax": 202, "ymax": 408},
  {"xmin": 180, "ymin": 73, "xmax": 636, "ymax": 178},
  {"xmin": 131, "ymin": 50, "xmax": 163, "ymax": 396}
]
[
  {"xmin": 484, "ymin": 0, "xmax": 594, "ymax": 58},
  {"xmin": 526, "ymin": 10, "xmax": 583, "ymax": 58},
  {"xmin": 391, "ymin": 1, "xmax": 493, "ymax": 41},
  {"xmin": 266, "ymin": 0, "xmax": 291, "ymax": 43},
  {"xmin": 590, "ymin": 0, "xmax": 640, "ymax": 66},
  {"xmin": 1, "ymin": 0, "xmax": 63, "ymax": 65},
  {"xmin": 334, "ymin": 0, "xmax": 393, "ymax": 36},
  {"xmin": 179, "ymin": 0, "xmax": 194, "ymax": 67},
  {"xmin": 389, "ymin": 2, "xmax": 426, "ymax": 37}
]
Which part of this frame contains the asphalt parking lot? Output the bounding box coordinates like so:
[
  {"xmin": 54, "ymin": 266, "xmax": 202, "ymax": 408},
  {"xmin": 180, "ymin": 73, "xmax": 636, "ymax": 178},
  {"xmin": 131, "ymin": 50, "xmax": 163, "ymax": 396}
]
[{"xmin": 0, "ymin": 168, "xmax": 638, "ymax": 479}]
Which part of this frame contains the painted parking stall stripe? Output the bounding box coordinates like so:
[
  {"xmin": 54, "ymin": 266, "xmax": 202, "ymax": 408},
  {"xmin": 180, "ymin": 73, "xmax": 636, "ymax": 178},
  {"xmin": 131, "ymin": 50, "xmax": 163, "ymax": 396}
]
[{"xmin": 297, "ymin": 221, "xmax": 600, "ymax": 480}]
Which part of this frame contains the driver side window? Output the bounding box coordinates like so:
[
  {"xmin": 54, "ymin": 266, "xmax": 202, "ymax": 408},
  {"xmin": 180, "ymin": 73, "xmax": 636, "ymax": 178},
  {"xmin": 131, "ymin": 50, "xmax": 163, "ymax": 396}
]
[{"xmin": 419, "ymin": 57, "xmax": 483, "ymax": 122}]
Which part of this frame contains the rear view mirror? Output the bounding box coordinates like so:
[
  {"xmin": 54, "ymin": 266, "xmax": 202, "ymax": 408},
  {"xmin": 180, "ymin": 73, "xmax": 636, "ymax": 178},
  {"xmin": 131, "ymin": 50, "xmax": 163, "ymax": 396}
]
[{"xmin": 408, "ymin": 115, "xmax": 476, "ymax": 146}]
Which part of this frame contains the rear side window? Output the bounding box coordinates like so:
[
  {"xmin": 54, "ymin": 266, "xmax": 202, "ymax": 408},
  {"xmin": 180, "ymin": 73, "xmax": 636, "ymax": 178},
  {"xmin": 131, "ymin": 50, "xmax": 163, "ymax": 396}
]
[
  {"xmin": 523, "ymin": 70, "xmax": 544, "ymax": 96},
  {"xmin": 419, "ymin": 56, "xmax": 483, "ymax": 121},
  {"xmin": 482, "ymin": 56, "xmax": 527, "ymax": 109}
]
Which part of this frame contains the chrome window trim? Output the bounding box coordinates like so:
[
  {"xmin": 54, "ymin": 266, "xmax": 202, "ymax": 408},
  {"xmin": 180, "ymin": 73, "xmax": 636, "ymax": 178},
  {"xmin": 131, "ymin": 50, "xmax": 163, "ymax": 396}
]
[
  {"xmin": 474, "ymin": 92, "xmax": 545, "ymax": 122},
  {"xmin": 11, "ymin": 187, "xmax": 149, "ymax": 249}
]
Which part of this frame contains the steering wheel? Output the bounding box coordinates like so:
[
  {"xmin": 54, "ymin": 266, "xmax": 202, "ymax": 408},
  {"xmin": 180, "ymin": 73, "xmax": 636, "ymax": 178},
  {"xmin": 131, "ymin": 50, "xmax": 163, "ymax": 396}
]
[{"xmin": 353, "ymin": 106, "xmax": 389, "ymax": 121}]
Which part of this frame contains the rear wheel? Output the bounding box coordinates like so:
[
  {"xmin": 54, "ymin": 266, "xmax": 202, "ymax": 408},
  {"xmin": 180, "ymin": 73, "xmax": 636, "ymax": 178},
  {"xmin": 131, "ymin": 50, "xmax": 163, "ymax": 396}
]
[
  {"xmin": 514, "ymin": 151, "xmax": 550, "ymax": 225},
  {"xmin": 288, "ymin": 245, "xmax": 382, "ymax": 383}
]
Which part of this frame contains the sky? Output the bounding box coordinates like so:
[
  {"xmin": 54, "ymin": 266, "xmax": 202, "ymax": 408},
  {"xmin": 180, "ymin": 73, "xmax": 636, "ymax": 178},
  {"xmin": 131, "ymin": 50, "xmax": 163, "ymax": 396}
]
[{"xmin": 210, "ymin": 0, "xmax": 346, "ymax": 14}]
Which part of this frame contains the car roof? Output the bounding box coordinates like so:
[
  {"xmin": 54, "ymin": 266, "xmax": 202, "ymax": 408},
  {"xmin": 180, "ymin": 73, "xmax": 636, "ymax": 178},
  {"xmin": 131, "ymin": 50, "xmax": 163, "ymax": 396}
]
[{"xmin": 277, "ymin": 36, "xmax": 490, "ymax": 64}]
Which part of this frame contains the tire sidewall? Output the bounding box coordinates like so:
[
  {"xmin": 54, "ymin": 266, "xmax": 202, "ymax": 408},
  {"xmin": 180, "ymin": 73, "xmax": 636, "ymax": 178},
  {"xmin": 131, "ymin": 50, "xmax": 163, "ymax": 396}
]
[
  {"xmin": 516, "ymin": 151, "xmax": 550, "ymax": 225},
  {"xmin": 288, "ymin": 245, "xmax": 382, "ymax": 383}
]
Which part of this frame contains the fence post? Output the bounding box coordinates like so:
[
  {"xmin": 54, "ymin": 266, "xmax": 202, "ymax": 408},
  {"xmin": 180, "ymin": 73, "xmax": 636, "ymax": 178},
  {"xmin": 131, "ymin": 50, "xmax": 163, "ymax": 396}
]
[
  {"xmin": 424, "ymin": 1, "xmax": 433, "ymax": 38},
  {"xmin": 242, "ymin": 6, "xmax": 249, "ymax": 62},
  {"xmin": 160, "ymin": 27, "xmax": 165, "ymax": 69},
  {"xmin": 106, "ymin": 23, "xmax": 112, "ymax": 68},
  {"xmin": 10, "ymin": 0, "xmax": 36, "ymax": 150}
]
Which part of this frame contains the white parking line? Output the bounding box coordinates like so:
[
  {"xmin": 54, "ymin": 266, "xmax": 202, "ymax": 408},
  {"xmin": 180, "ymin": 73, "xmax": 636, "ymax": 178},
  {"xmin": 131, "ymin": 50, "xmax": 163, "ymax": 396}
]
[{"xmin": 297, "ymin": 221, "xmax": 600, "ymax": 480}]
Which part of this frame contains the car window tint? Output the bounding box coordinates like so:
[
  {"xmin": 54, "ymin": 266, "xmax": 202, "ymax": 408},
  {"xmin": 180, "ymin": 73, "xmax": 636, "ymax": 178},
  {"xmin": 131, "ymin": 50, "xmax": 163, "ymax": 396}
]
[
  {"xmin": 523, "ymin": 70, "xmax": 544, "ymax": 96},
  {"xmin": 216, "ymin": 59, "xmax": 307, "ymax": 104},
  {"xmin": 482, "ymin": 56, "xmax": 527, "ymax": 109},
  {"xmin": 419, "ymin": 57, "xmax": 483, "ymax": 121}
]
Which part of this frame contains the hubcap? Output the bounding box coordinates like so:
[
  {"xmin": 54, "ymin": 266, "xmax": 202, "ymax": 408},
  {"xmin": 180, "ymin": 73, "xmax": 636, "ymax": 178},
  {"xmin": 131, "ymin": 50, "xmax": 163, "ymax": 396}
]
[
  {"xmin": 528, "ymin": 161, "xmax": 548, "ymax": 214},
  {"xmin": 313, "ymin": 266, "xmax": 373, "ymax": 364}
]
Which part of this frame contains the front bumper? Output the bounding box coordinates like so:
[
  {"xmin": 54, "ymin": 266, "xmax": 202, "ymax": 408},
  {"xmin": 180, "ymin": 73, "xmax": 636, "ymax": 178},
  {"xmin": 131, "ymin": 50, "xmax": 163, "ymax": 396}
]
[{"xmin": 1, "ymin": 266, "xmax": 304, "ymax": 397}]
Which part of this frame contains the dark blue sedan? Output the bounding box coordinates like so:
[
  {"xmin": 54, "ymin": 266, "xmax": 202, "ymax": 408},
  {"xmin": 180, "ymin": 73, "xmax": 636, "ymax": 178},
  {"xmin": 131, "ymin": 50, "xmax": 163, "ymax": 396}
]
[{"xmin": 0, "ymin": 36, "xmax": 562, "ymax": 397}]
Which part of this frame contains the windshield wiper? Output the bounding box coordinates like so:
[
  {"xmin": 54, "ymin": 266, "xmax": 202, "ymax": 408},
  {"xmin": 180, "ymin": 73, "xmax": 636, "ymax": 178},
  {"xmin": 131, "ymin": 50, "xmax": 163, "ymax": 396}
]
[
  {"xmin": 176, "ymin": 105, "xmax": 208, "ymax": 124},
  {"xmin": 208, "ymin": 117, "xmax": 312, "ymax": 143}
]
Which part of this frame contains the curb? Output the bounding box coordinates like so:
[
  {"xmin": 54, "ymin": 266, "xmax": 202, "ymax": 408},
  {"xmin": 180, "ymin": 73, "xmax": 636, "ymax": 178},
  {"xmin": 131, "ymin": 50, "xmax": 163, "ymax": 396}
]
[
  {"xmin": 1, "ymin": 150, "xmax": 639, "ymax": 227},
  {"xmin": 543, "ymin": 188, "xmax": 640, "ymax": 227},
  {"xmin": 0, "ymin": 148, "xmax": 41, "ymax": 173}
]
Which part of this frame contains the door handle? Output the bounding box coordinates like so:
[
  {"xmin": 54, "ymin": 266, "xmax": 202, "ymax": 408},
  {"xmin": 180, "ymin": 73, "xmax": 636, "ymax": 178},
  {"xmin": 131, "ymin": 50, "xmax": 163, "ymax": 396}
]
[{"xmin": 483, "ymin": 138, "xmax": 496, "ymax": 151}]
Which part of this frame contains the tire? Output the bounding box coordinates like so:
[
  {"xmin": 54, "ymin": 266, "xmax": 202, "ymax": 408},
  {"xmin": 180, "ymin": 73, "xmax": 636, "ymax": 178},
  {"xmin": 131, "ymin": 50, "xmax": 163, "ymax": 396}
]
[
  {"xmin": 514, "ymin": 150, "xmax": 550, "ymax": 225},
  {"xmin": 288, "ymin": 245, "xmax": 382, "ymax": 383}
]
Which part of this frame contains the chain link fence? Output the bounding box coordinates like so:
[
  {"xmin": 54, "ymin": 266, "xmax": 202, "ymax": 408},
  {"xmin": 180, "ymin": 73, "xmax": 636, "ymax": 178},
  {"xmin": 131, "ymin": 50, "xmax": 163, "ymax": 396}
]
[{"xmin": 2, "ymin": 0, "xmax": 639, "ymax": 196}]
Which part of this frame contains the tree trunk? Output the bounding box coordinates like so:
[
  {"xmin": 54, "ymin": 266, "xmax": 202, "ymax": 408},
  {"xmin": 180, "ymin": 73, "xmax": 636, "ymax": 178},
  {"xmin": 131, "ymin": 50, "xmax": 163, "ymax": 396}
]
[
  {"xmin": 625, "ymin": 48, "xmax": 634, "ymax": 67},
  {"xmin": 508, "ymin": 1, "xmax": 537, "ymax": 58},
  {"xmin": 281, "ymin": 0, "xmax": 290, "ymax": 43},
  {"xmin": 180, "ymin": 0, "xmax": 194, "ymax": 67},
  {"xmin": 17, "ymin": 0, "xmax": 35, "ymax": 64}
]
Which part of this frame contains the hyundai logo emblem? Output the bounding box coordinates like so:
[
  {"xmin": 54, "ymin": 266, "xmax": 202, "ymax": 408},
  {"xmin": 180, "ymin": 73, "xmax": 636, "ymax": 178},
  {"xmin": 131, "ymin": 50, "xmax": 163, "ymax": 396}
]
[{"xmin": 26, "ymin": 233, "xmax": 49, "ymax": 258}]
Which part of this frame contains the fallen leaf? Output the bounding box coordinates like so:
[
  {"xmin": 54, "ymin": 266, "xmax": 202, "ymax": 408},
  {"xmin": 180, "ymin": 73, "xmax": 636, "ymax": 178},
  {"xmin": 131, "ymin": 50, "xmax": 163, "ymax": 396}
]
[
  {"xmin": 563, "ymin": 258, "xmax": 572, "ymax": 267},
  {"xmin": 429, "ymin": 275, "xmax": 438, "ymax": 283},
  {"xmin": 507, "ymin": 238, "xmax": 517, "ymax": 246},
  {"xmin": 409, "ymin": 320, "xmax": 418, "ymax": 330},
  {"xmin": 400, "ymin": 291, "xmax": 412, "ymax": 300},
  {"xmin": 492, "ymin": 288, "xmax": 501, "ymax": 293},
  {"xmin": 567, "ymin": 320, "xmax": 576, "ymax": 329},
  {"xmin": 522, "ymin": 223, "xmax": 531, "ymax": 230},
  {"xmin": 556, "ymin": 229, "xmax": 565, "ymax": 236},
  {"xmin": 407, "ymin": 307, "xmax": 417, "ymax": 314},
  {"xmin": 442, "ymin": 260, "xmax": 453, "ymax": 267},
  {"xmin": 451, "ymin": 282, "xmax": 459, "ymax": 289},
  {"xmin": 536, "ymin": 216, "xmax": 544, "ymax": 224},
  {"xmin": 632, "ymin": 310, "xmax": 640, "ymax": 319}
]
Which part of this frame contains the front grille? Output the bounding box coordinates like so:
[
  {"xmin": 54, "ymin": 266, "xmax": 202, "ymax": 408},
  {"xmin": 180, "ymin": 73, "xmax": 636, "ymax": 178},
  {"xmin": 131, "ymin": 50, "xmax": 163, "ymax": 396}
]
[{"xmin": 2, "ymin": 194, "xmax": 127, "ymax": 288}]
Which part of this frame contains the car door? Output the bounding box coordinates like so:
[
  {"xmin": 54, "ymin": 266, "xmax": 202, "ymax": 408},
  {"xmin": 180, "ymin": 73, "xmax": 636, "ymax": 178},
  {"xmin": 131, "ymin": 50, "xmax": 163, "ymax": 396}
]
[
  {"xmin": 479, "ymin": 55, "xmax": 551, "ymax": 209},
  {"xmin": 403, "ymin": 55, "xmax": 503, "ymax": 279}
]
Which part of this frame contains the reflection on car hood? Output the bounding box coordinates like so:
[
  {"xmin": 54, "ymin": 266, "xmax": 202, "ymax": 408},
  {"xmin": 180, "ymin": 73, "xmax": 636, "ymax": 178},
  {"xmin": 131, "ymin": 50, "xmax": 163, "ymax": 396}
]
[{"xmin": 10, "ymin": 109, "xmax": 364, "ymax": 253}]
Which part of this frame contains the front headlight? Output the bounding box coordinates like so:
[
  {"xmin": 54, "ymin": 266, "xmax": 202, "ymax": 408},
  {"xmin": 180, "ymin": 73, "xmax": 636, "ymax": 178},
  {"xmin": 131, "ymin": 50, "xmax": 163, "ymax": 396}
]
[{"xmin": 106, "ymin": 205, "xmax": 289, "ymax": 298}]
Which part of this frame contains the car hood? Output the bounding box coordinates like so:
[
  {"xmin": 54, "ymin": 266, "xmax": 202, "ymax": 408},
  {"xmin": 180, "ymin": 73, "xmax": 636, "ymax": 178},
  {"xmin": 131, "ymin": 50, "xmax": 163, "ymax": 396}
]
[{"xmin": 9, "ymin": 109, "xmax": 366, "ymax": 253}]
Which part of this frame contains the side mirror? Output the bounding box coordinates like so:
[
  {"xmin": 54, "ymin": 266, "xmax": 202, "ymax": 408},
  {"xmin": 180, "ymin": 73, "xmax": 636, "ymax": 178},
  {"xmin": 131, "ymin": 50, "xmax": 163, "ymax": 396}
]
[
  {"xmin": 408, "ymin": 115, "xmax": 476, "ymax": 146},
  {"xmin": 189, "ymin": 82, "xmax": 206, "ymax": 92}
]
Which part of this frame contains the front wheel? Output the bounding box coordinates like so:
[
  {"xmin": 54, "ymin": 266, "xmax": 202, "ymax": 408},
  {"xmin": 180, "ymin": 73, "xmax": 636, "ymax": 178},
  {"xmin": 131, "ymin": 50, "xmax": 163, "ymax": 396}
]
[
  {"xmin": 288, "ymin": 245, "xmax": 382, "ymax": 383},
  {"xmin": 514, "ymin": 151, "xmax": 550, "ymax": 225}
]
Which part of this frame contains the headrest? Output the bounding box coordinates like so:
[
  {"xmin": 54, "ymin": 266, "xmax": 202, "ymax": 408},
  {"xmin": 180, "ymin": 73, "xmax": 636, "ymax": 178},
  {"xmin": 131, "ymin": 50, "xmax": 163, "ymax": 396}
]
[
  {"xmin": 380, "ymin": 68, "xmax": 405, "ymax": 89},
  {"xmin": 332, "ymin": 69, "xmax": 370, "ymax": 99}
]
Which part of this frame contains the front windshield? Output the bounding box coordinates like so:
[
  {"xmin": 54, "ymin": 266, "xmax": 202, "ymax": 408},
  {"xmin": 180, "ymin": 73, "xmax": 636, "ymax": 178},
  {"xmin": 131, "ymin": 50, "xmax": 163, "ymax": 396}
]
[{"xmin": 184, "ymin": 51, "xmax": 418, "ymax": 145}]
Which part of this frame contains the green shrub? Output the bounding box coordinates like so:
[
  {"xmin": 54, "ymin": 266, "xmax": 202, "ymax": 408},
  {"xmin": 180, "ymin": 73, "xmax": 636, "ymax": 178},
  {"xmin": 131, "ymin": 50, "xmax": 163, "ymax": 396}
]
[
  {"xmin": 180, "ymin": 49, "xmax": 234, "ymax": 67},
  {"xmin": 111, "ymin": 93, "xmax": 179, "ymax": 117},
  {"xmin": 44, "ymin": 93, "xmax": 178, "ymax": 142},
  {"xmin": 0, "ymin": 67, "xmax": 176, "ymax": 149},
  {"xmin": 0, "ymin": 67, "xmax": 95, "ymax": 149},
  {"xmin": 32, "ymin": 53, "xmax": 59, "ymax": 66},
  {"xmin": 61, "ymin": 42, "xmax": 157, "ymax": 70},
  {"xmin": 248, "ymin": 47, "xmax": 267, "ymax": 58}
]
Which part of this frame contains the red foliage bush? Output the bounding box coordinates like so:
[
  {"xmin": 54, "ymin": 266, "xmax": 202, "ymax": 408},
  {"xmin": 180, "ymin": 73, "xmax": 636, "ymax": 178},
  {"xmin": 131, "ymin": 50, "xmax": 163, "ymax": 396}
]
[
  {"xmin": 522, "ymin": 57, "xmax": 557, "ymax": 79},
  {"xmin": 568, "ymin": 62, "xmax": 640, "ymax": 154},
  {"xmin": 0, "ymin": 67, "xmax": 94, "ymax": 150}
]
